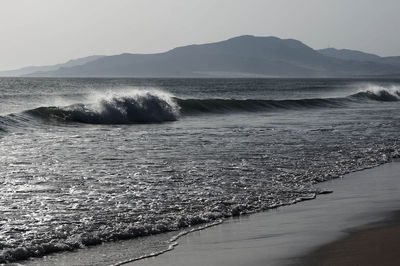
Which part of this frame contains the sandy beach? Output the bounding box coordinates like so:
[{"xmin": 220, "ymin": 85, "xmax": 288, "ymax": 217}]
[
  {"xmin": 130, "ymin": 162, "xmax": 400, "ymax": 266},
  {"xmin": 303, "ymin": 212, "xmax": 400, "ymax": 266}
]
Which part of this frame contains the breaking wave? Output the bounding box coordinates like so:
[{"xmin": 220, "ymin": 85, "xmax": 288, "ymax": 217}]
[
  {"xmin": 352, "ymin": 85, "xmax": 400, "ymax": 101},
  {"xmin": 25, "ymin": 91, "xmax": 180, "ymax": 124}
]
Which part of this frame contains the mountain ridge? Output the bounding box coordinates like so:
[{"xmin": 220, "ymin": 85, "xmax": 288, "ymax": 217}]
[
  {"xmin": 3, "ymin": 36, "xmax": 399, "ymax": 78},
  {"xmin": 318, "ymin": 47, "xmax": 400, "ymax": 69}
]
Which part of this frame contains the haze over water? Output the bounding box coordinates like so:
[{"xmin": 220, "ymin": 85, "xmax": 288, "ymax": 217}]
[{"xmin": 1, "ymin": 78, "xmax": 400, "ymax": 264}]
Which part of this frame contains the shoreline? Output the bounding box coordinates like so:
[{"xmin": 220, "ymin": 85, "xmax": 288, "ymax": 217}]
[{"xmin": 130, "ymin": 162, "xmax": 400, "ymax": 266}]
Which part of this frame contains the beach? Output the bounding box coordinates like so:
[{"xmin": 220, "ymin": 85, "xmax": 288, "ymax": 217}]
[
  {"xmin": 130, "ymin": 162, "xmax": 400, "ymax": 266},
  {"xmin": 304, "ymin": 218, "xmax": 400, "ymax": 266}
]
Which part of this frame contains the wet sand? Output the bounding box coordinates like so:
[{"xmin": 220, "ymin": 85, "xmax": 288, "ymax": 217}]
[
  {"xmin": 303, "ymin": 212, "xmax": 400, "ymax": 266},
  {"xmin": 131, "ymin": 162, "xmax": 400, "ymax": 266}
]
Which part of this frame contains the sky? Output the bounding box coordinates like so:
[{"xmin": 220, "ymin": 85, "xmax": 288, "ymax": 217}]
[{"xmin": 0, "ymin": 0, "xmax": 399, "ymax": 71}]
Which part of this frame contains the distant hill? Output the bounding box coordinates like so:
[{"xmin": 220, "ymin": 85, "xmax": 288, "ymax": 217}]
[
  {"xmin": 318, "ymin": 48, "xmax": 381, "ymax": 62},
  {"xmin": 318, "ymin": 48, "xmax": 400, "ymax": 69},
  {"xmin": 0, "ymin": 55, "xmax": 104, "ymax": 77},
  {"xmin": 5, "ymin": 36, "xmax": 400, "ymax": 78}
]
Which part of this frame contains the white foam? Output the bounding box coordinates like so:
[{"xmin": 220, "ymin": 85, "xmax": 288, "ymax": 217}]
[{"xmin": 356, "ymin": 84, "xmax": 400, "ymax": 100}]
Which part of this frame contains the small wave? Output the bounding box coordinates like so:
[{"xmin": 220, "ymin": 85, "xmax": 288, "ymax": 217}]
[
  {"xmin": 0, "ymin": 113, "xmax": 30, "ymax": 133},
  {"xmin": 112, "ymin": 219, "xmax": 224, "ymax": 266},
  {"xmin": 25, "ymin": 91, "xmax": 180, "ymax": 124}
]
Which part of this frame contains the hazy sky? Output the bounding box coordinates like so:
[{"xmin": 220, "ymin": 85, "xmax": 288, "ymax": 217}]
[{"xmin": 0, "ymin": 0, "xmax": 399, "ymax": 70}]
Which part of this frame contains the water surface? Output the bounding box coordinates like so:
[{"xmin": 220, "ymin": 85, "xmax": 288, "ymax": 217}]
[{"xmin": 0, "ymin": 78, "xmax": 399, "ymax": 264}]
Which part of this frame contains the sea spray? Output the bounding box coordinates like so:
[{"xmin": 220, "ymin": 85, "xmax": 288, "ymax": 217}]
[
  {"xmin": 26, "ymin": 90, "xmax": 180, "ymax": 124},
  {"xmin": 353, "ymin": 84, "xmax": 400, "ymax": 101}
]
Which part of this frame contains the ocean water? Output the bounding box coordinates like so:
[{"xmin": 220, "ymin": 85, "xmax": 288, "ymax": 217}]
[{"xmin": 0, "ymin": 78, "xmax": 399, "ymax": 264}]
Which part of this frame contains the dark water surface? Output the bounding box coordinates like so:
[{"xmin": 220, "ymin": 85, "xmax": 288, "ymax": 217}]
[{"xmin": 0, "ymin": 78, "xmax": 399, "ymax": 264}]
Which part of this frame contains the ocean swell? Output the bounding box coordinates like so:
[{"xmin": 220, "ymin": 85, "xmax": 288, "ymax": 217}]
[
  {"xmin": 2, "ymin": 85, "xmax": 399, "ymax": 127},
  {"xmin": 176, "ymin": 97, "xmax": 346, "ymax": 114},
  {"xmin": 176, "ymin": 86, "xmax": 400, "ymax": 115}
]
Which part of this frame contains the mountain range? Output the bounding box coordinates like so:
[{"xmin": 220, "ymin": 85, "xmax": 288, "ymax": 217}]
[{"xmin": 1, "ymin": 36, "xmax": 399, "ymax": 78}]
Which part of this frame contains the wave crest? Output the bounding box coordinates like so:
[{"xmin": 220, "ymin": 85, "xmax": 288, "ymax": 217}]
[
  {"xmin": 26, "ymin": 91, "xmax": 180, "ymax": 124},
  {"xmin": 353, "ymin": 85, "xmax": 400, "ymax": 101}
]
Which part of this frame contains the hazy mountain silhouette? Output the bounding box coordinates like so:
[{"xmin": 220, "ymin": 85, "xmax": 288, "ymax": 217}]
[
  {"xmin": 0, "ymin": 55, "xmax": 104, "ymax": 77},
  {"xmin": 10, "ymin": 36, "xmax": 400, "ymax": 77},
  {"xmin": 318, "ymin": 48, "xmax": 400, "ymax": 69}
]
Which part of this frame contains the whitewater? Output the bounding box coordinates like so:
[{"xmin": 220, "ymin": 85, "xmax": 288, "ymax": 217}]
[{"xmin": 0, "ymin": 78, "xmax": 399, "ymax": 265}]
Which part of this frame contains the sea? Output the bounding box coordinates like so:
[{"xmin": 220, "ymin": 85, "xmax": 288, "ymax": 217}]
[{"xmin": 0, "ymin": 78, "xmax": 399, "ymax": 265}]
